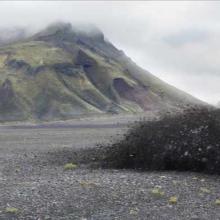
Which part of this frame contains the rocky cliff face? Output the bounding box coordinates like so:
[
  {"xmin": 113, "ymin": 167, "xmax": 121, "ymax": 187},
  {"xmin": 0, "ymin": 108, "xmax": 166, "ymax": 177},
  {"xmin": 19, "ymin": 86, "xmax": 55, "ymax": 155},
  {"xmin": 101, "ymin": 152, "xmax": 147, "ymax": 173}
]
[{"xmin": 0, "ymin": 22, "xmax": 205, "ymax": 121}]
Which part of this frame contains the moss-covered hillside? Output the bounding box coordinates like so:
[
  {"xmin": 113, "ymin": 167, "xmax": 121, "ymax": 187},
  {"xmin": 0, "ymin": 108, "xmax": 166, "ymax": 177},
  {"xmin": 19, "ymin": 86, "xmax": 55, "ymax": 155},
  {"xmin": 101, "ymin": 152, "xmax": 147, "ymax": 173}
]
[{"xmin": 0, "ymin": 22, "xmax": 204, "ymax": 121}]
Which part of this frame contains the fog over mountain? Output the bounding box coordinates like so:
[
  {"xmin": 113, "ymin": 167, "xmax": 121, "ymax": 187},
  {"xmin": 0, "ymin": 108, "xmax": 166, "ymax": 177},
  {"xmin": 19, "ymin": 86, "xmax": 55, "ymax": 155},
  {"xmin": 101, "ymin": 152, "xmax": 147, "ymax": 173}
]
[{"xmin": 0, "ymin": 1, "xmax": 219, "ymax": 105}]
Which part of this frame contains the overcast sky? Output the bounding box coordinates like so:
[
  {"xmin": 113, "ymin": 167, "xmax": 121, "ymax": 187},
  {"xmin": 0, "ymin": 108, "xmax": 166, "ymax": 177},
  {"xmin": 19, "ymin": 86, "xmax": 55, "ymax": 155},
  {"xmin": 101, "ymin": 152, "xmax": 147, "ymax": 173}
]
[{"xmin": 0, "ymin": 1, "xmax": 219, "ymax": 105}]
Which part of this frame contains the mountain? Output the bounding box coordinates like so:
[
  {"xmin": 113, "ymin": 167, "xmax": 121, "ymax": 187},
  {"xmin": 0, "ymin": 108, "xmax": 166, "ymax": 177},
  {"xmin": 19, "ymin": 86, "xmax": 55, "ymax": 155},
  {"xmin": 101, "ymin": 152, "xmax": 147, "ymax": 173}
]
[{"xmin": 0, "ymin": 22, "xmax": 205, "ymax": 121}]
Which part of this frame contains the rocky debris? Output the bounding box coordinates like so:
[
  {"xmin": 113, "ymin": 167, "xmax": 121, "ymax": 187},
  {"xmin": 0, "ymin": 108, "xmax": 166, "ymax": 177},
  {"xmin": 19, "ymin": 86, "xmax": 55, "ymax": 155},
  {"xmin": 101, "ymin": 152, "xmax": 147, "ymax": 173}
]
[
  {"xmin": 6, "ymin": 59, "xmax": 45, "ymax": 75},
  {"xmin": 113, "ymin": 77, "xmax": 156, "ymax": 110},
  {"xmin": 0, "ymin": 79, "xmax": 14, "ymax": 104},
  {"xmin": 7, "ymin": 59, "xmax": 28, "ymax": 69},
  {"xmin": 0, "ymin": 79, "xmax": 25, "ymax": 121},
  {"xmin": 102, "ymin": 108, "xmax": 220, "ymax": 174},
  {"xmin": 52, "ymin": 63, "xmax": 80, "ymax": 76}
]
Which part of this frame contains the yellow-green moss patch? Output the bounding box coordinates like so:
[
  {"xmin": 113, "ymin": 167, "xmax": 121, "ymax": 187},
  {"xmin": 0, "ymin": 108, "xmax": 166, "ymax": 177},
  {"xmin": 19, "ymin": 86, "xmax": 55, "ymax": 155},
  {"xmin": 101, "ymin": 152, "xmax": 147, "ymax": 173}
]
[{"xmin": 64, "ymin": 163, "xmax": 77, "ymax": 170}]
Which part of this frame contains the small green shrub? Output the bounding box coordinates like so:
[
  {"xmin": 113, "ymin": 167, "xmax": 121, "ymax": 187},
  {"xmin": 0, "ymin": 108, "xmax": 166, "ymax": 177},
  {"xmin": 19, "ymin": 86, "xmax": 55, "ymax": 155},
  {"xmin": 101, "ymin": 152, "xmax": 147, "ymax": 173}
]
[
  {"xmin": 169, "ymin": 196, "xmax": 178, "ymax": 204},
  {"xmin": 150, "ymin": 187, "xmax": 165, "ymax": 197},
  {"xmin": 5, "ymin": 207, "xmax": 19, "ymax": 214},
  {"xmin": 215, "ymin": 199, "xmax": 220, "ymax": 205},
  {"xmin": 64, "ymin": 163, "xmax": 77, "ymax": 170},
  {"xmin": 200, "ymin": 187, "xmax": 211, "ymax": 193}
]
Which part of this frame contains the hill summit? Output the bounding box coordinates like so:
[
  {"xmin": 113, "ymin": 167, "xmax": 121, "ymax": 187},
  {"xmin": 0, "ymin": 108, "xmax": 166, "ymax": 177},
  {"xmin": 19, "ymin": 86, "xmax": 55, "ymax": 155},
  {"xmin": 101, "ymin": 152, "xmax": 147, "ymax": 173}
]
[{"xmin": 0, "ymin": 22, "xmax": 204, "ymax": 121}]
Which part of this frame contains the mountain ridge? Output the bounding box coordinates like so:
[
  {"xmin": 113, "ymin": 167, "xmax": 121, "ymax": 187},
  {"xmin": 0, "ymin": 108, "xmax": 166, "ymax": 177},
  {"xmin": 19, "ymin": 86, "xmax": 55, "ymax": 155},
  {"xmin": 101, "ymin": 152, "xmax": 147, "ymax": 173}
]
[{"xmin": 0, "ymin": 22, "xmax": 206, "ymax": 121}]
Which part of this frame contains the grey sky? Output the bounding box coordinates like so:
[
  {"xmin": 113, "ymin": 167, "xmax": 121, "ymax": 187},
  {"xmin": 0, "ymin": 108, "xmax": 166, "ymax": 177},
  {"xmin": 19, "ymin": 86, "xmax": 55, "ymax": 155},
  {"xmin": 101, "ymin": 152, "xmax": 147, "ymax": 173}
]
[{"xmin": 0, "ymin": 1, "xmax": 219, "ymax": 105}]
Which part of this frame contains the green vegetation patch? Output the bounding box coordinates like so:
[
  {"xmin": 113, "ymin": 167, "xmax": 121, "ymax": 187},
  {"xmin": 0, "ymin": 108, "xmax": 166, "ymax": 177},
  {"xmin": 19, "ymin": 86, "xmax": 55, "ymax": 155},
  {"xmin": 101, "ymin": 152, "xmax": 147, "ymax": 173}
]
[
  {"xmin": 150, "ymin": 187, "xmax": 165, "ymax": 197},
  {"xmin": 5, "ymin": 41, "xmax": 73, "ymax": 67},
  {"xmin": 169, "ymin": 196, "xmax": 178, "ymax": 204},
  {"xmin": 5, "ymin": 207, "xmax": 19, "ymax": 214},
  {"xmin": 215, "ymin": 199, "xmax": 220, "ymax": 205},
  {"xmin": 64, "ymin": 163, "xmax": 77, "ymax": 170}
]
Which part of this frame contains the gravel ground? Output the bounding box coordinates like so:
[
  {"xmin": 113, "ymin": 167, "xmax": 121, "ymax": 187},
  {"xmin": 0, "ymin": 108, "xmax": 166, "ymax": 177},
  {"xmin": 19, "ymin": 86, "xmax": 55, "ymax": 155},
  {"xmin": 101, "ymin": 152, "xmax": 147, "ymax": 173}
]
[{"xmin": 0, "ymin": 117, "xmax": 220, "ymax": 220}]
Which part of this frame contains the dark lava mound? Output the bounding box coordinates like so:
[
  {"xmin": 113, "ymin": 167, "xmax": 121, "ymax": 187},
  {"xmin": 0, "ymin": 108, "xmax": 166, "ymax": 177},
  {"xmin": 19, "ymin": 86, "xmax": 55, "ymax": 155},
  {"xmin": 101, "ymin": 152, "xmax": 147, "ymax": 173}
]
[{"xmin": 102, "ymin": 108, "xmax": 220, "ymax": 174}]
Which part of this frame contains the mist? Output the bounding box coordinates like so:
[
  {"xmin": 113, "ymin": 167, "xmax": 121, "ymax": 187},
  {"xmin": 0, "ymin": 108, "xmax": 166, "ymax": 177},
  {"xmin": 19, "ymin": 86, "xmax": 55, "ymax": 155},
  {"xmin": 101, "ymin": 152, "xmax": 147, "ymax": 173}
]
[{"xmin": 0, "ymin": 1, "xmax": 219, "ymax": 105}]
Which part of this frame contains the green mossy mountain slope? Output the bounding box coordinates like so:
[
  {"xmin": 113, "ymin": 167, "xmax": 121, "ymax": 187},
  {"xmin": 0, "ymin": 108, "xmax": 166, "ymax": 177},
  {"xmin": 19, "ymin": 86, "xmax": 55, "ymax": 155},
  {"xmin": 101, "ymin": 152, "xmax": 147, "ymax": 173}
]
[{"xmin": 0, "ymin": 22, "xmax": 205, "ymax": 121}]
